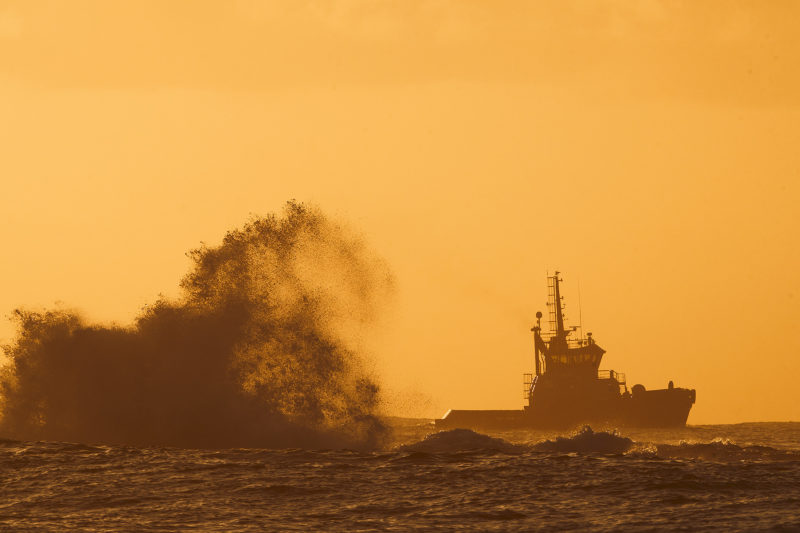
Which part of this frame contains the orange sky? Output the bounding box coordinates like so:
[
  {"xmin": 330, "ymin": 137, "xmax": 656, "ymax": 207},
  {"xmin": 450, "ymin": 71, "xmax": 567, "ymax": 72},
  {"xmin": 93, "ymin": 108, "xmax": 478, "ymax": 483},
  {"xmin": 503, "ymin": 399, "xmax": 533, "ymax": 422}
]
[{"xmin": 1, "ymin": 1, "xmax": 799, "ymax": 423}]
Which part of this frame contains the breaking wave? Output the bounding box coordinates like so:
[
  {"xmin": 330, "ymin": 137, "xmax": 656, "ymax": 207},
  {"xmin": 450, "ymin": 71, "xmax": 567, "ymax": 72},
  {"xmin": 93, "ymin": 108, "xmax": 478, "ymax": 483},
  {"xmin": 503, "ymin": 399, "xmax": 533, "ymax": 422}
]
[
  {"xmin": 400, "ymin": 426, "xmax": 800, "ymax": 462},
  {"xmin": 398, "ymin": 429, "xmax": 526, "ymax": 454},
  {"xmin": 530, "ymin": 426, "xmax": 800, "ymax": 460},
  {"xmin": 533, "ymin": 426, "xmax": 634, "ymax": 454},
  {"xmin": 0, "ymin": 201, "xmax": 392, "ymax": 450},
  {"xmin": 651, "ymin": 440, "xmax": 800, "ymax": 462}
]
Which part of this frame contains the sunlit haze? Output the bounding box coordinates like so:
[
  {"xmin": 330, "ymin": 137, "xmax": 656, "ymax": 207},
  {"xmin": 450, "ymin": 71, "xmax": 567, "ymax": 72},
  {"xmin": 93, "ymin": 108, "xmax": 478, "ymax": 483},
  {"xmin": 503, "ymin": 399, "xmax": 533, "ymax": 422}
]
[{"xmin": 1, "ymin": 1, "xmax": 798, "ymax": 424}]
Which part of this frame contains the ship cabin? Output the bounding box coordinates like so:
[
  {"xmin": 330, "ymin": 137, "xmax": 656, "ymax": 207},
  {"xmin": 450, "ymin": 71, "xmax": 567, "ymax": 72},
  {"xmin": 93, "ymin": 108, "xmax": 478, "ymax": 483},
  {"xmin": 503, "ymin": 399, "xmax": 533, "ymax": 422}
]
[
  {"xmin": 540, "ymin": 331, "xmax": 605, "ymax": 378},
  {"xmin": 526, "ymin": 273, "xmax": 628, "ymax": 396}
]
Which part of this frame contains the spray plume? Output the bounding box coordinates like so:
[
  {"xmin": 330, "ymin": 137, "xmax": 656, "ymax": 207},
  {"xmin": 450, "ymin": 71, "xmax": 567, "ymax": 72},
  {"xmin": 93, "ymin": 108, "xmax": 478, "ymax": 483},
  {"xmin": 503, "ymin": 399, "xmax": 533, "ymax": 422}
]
[{"xmin": 0, "ymin": 201, "xmax": 392, "ymax": 449}]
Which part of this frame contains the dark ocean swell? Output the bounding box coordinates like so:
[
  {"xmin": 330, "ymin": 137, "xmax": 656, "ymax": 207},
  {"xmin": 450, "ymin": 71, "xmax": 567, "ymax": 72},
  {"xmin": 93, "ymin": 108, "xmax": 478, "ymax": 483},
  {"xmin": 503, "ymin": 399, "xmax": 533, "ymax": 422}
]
[{"xmin": 2, "ymin": 423, "xmax": 800, "ymax": 531}]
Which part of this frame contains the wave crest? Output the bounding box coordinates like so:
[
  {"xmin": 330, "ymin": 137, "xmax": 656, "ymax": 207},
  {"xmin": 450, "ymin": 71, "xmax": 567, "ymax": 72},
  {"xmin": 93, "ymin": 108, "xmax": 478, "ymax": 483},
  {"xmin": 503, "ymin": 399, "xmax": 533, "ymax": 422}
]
[
  {"xmin": 533, "ymin": 426, "xmax": 634, "ymax": 454},
  {"xmin": 653, "ymin": 440, "xmax": 800, "ymax": 462},
  {"xmin": 398, "ymin": 429, "xmax": 526, "ymax": 454}
]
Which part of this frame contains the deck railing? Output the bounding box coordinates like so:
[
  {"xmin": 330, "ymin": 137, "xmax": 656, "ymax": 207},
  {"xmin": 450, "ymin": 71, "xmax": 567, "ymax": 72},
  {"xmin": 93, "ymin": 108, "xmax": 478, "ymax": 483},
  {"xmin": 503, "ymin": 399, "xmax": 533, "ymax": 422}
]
[
  {"xmin": 598, "ymin": 369, "xmax": 626, "ymax": 383},
  {"xmin": 522, "ymin": 373, "xmax": 536, "ymax": 399},
  {"xmin": 540, "ymin": 334, "xmax": 591, "ymax": 348},
  {"xmin": 598, "ymin": 369, "xmax": 628, "ymax": 393}
]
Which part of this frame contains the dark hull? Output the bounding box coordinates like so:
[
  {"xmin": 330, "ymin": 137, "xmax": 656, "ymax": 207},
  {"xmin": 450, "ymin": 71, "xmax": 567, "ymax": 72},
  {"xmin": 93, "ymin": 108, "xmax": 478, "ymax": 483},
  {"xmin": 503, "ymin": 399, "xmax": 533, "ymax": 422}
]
[{"xmin": 435, "ymin": 388, "xmax": 695, "ymax": 431}]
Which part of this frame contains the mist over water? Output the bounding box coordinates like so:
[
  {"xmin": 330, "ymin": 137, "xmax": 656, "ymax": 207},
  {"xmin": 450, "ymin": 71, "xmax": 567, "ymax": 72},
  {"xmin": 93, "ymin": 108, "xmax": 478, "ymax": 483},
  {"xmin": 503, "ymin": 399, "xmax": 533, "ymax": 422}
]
[{"xmin": 0, "ymin": 201, "xmax": 392, "ymax": 449}]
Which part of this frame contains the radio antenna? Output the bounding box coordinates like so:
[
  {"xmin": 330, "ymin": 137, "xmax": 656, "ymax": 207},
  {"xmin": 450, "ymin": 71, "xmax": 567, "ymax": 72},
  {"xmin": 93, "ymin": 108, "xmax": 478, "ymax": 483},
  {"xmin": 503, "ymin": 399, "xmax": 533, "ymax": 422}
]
[{"xmin": 578, "ymin": 276, "xmax": 584, "ymax": 342}]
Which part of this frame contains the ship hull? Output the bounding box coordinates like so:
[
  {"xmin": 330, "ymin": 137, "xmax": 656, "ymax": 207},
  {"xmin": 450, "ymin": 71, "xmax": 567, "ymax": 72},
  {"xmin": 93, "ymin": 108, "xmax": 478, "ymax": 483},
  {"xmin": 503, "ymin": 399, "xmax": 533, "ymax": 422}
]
[{"xmin": 435, "ymin": 387, "xmax": 695, "ymax": 431}]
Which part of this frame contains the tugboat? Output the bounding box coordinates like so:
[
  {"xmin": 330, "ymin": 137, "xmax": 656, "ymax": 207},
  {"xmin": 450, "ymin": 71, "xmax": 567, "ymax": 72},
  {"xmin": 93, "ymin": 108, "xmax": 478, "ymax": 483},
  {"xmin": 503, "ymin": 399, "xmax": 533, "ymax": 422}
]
[{"xmin": 436, "ymin": 272, "xmax": 696, "ymax": 430}]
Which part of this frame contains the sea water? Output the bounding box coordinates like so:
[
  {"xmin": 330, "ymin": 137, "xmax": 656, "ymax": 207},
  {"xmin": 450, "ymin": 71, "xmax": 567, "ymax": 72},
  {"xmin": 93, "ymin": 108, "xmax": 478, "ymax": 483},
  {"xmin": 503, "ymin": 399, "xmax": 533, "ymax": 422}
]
[{"xmin": 1, "ymin": 422, "xmax": 799, "ymax": 531}]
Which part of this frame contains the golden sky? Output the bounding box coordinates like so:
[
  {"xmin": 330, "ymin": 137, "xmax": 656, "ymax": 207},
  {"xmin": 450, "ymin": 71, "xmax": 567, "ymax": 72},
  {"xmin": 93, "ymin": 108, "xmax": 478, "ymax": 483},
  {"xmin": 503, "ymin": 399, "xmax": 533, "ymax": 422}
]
[{"xmin": 1, "ymin": 1, "xmax": 799, "ymax": 423}]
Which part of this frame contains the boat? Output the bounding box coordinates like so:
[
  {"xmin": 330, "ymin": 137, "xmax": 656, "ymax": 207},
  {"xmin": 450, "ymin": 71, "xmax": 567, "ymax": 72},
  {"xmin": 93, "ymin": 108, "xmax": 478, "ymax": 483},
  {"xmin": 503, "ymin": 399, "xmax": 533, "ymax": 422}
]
[{"xmin": 435, "ymin": 272, "xmax": 696, "ymax": 430}]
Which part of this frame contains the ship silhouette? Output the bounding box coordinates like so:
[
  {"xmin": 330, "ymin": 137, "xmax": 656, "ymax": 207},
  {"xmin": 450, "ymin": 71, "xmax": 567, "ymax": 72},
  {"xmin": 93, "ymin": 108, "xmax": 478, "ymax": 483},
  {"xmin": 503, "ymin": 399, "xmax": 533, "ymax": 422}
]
[{"xmin": 436, "ymin": 272, "xmax": 696, "ymax": 430}]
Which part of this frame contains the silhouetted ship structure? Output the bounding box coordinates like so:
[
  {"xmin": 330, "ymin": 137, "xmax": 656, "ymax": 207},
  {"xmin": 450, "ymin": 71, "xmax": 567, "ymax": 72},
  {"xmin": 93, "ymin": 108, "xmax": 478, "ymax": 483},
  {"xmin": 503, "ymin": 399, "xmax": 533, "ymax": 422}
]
[{"xmin": 436, "ymin": 272, "xmax": 696, "ymax": 430}]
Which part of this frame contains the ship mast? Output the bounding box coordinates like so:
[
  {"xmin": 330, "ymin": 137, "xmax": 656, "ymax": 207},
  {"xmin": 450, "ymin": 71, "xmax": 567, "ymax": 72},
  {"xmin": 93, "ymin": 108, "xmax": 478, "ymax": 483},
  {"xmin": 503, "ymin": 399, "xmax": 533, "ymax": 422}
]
[{"xmin": 552, "ymin": 271, "xmax": 566, "ymax": 336}]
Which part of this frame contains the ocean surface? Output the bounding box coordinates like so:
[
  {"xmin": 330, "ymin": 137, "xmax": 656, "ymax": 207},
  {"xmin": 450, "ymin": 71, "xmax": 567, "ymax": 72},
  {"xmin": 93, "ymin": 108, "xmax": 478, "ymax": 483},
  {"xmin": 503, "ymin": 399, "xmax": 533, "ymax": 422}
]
[{"xmin": 2, "ymin": 421, "xmax": 800, "ymax": 532}]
